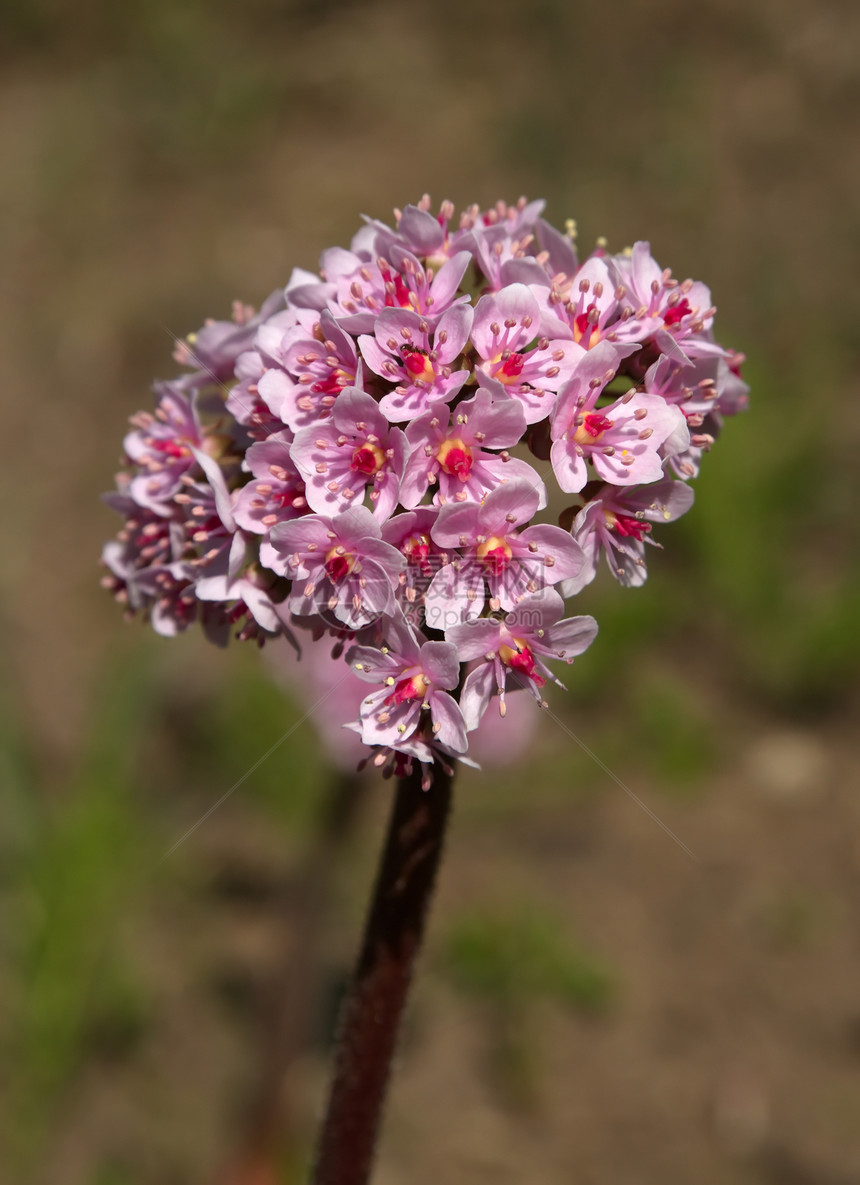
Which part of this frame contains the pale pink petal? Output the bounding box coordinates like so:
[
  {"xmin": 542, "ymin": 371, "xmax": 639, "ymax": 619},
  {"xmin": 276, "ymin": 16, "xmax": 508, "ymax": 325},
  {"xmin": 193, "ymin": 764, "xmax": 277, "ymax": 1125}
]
[
  {"xmin": 459, "ymin": 664, "xmax": 499, "ymax": 731},
  {"xmin": 419, "ymin": 640, "xmax": 461, "ymax": 690},
  {"xmin": 477, "ymin": 479, "xmax": 540, "ymax": 535},
  {"xmin": 429, "ymin": 691, "xmax": 467, "ymax": 752}
]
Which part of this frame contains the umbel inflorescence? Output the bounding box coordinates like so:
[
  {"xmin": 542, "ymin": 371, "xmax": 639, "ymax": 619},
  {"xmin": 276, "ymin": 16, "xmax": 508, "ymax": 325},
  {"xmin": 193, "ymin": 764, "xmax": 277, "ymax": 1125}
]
[{"xmin": 101, "ymin": 196, "xmax": 748, "ymax": 782}]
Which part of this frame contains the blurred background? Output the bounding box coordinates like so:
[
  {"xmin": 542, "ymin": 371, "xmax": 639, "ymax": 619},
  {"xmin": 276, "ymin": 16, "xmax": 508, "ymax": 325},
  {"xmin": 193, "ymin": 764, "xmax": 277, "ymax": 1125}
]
[{"xmin": 2, "ymin": 0, "xmax": 860, "ymax": 1182}]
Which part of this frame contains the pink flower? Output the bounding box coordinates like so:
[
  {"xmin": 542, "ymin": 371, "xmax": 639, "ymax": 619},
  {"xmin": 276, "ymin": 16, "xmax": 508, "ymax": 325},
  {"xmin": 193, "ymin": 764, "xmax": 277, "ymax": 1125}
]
[
  {"xmin": 608, "ymin": 241, "xmax": 715, "ymax": 347},
  {"xmin": 549, "ymin": 342, "xmax": 689, "ymax": 492},
  {"xmin": 114, "ymin": 448, "xmax": 252, "ymax": 644},
  {"xmin": 226, "ymin": 344, "xmax": 290, "ymax": 438},
  {"xmin": 539, "ymin": 257, "xmax": 623, "ymax": 350},
  {"xmin": 358, "ymin": 305, "xmax": 473, "ymax": 422},
  {"xmin": 469, "ymin": 198, "xmax": 549, "ymax": 291},
  {"xmin": 233, "ymin": 430, "xmax": 308, "ymax": 534},
  {"xmin": 172, "ymin": 291, "xmax": 287, "ymax": 382},
  {"xmin": 448, "ymin": 590, "xmax": 597, "ymax": 726},
  {"xmin": 101, "ymin": 491, "xmax": 193, "ymax": 630},
  {"xmin": 196, "ymin": 565, "xmax": 296, "ymax": 647},
  {"xmin": 388, "ymin": 197, "xmax": 477, "ymax": 269},
  {"xmin": 290, "ymin": 388, "xmax": 407, "ymax": 522},
  {"xmin": 347, "ymin": 615, "xmax": 467, "ymax": 754},
  {"xmin": 265, "ymin": 505, "xmax": 405, "ymax": 630},
  {"xmin": 256, "ymin": 310, "xmax": 364, "ymax": 432},
  {"xmin": 637, "ymin": 353, "xmax": 734, "ymax": 479},
  {"xmin": 178, "ymin": 448, "xmax": 248, "ymax": 592},
  {"xmin": 123, "ymin": 377, "xmax": 206, "ymax": 513},
  {"xmin": 101, "ymin": 195, "xmax": 749, "ymax": 774},
  {"xmin": 563, "ymin": 478, "xmax": 695, "ymax": 589},
  {"xmin": 315, "ymin": 243, "xmax": 472, "ymax": 335},
  {"xmin": 426, "ymin": 479, "xmax": 588, "ymax": 626},
  {"xmin": 381, "ymin": 507, "xmax": 443, "ymax": 611},
  {"xmin": 642, "ymin": 352, "xmax": 749, "ymax": 421},
  {"xmin": 471, "ymin": 284, "xmax": 583, "ymax": 424},
  {"xmin": 131, "ymin": 562, "xmax": 204, "ymax": 639},
  {"xmin": 399, "ymin": 389, "xmax": 545, "ymax": 509},
  {"xmin": 269, "ymin": 624, "xmax": 537, "ymax": 770}
]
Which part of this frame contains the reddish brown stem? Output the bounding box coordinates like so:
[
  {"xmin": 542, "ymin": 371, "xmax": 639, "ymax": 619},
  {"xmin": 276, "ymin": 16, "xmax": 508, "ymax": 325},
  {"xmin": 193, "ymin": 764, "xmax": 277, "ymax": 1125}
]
[{"xmin": 311, "ymin": 761, "xmax": 454, "ymax": 1185}]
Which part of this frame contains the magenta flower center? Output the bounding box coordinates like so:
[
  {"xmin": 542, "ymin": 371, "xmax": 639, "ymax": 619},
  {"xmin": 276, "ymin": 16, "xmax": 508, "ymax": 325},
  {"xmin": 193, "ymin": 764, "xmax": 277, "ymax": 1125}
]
[
  {"xmin": 324, "ymin": 546, "xmax": 355, "ymax": 582},
  {"xmin": 573, "ymin": 411, "xmax": 613, "ymax": 444},
  {"xmin": 402, "ymin": 532, "xmax": 431, "ymax": 570},
  {"xmin": 573, "ymin": 309, "xmax": 600, "ymax": 348},
  {"xmin": 607, "ymin": 511, "xmax": 651, "ymax": 541},
  {"xmin": 476, "ymin": 535, "xmax": 513, "ymax": 576},
  {"xmin": 312, "ymin": 367, "xmax": 353, "ymax": 395},
  {"xmin": 386, "ymin": 673, "xmax": 429, "ymax": 705},
  {"xmin": 400, "ymin": 345, "xmax": 435, "ymax": 383},
  {"xmin": 436, "ymin": 437, "xmax": 473, "ymax": 480},
  {"xmin": 493, "ymin": 351, "xmax": 526, "ymax": 384},
  {"xmin": 663, "ymin": 297, "xmax": 692, "ymax": 327},
  {"xmin": 384, "ymin": 271, "xmax": 413, "ymax": 309},
  {"xmin": 272, "ymin": 485, "xmax": 305, "ymax": 510},
  {"xmin": 151, "ymin": 438, "xmax": 191, "ymax": 459},
  {"xmin": 499, "ymin": 640, "xmax": 546, "ymax": 686},
  {"xmin": 351, "ymin": 443, "xmax": 386, "ymax": 475}
]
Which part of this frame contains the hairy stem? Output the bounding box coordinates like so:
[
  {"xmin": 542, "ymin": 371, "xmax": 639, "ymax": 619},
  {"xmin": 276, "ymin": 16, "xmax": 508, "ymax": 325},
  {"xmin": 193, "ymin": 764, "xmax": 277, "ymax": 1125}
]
[{"xmin": 311, "ymin": 760, "xmax": 454, "ymax": 1185}]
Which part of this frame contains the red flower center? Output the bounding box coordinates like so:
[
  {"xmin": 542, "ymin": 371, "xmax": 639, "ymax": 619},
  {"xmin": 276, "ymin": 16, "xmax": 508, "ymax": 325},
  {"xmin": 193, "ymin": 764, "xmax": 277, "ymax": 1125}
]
[
  {"xmin": 572, "ymin": 306, "xmax": 601, "ymax": 349},
  {"xmin": 400, "ymin": 345, "xmax": 435, "ymax": 383},
  {"xmin": 312, "ymin": 368, "xmax": 352, "ymax": 395},
  {"xmin": 386, "ymin": 673, "xmax": 428, "ymax": 705},
  {"xmin": 583, "ymin": 412, "xmax": 613, "ymax": 437},
  {"xmin": 613, "ymin": 513, "xmax": 651, "ymax": 541},
  {"xmin": 351, "ymin": 443, "xmax": 385, "ymax": 475},
  {"xmin": 403, "ymin": 532, "xmax": 431, "ymax": 571},
  {"xmin": 324, "ymin": 548, "xmax": 354, "ymax": 582},
  {"xmin": 498, "ymin": 352, "xmax": 525, "ymax": 379},
  {"xmin": 573, "ymin": 411, "xmax": 613, "ymax": 446},
  {"xmin": 663, "ymin": 297, "xmax": 692, "ymax": 327},
  {"xmin": 152, "ymin": 439, "xmax": 190, "ymax": 459},
  {"xmin": 499, "ymin": 640, "xmax": 546, "ymax": 687},
  {"xmin": 436, "ymin": 437, "xmax": 473, "ymax": 480},
  {"xmin": 384, "ymin": 272, "xmax": 413, "ymax": 309},
  {"xmin": 477, "ymin": 534, "xmax": 513, "ymax": 576}
]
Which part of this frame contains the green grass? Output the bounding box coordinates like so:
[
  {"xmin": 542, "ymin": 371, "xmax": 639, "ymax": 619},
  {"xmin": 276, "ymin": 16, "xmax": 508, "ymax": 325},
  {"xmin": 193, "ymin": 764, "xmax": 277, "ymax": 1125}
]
[
  {"xmin": 440, "ymin": 906, "xmax": 615, "ymax": 1105},
  {"xmin": 442, "ymin": 906, "xmax": 615, "ymax": 1015},
  {"xmin": 2, "ymin": 656, "xmax": 159, "ymax": 1171},
  {"xmin": 0, "ymin": 636, "xmax": 356, "ymax": 1178}
]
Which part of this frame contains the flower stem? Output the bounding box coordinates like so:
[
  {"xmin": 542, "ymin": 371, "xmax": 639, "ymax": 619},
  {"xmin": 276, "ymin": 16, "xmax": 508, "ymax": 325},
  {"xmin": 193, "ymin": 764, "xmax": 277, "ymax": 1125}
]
[{"xmin": 311, "ymin": 760, "xmax": 454, "ymax": 1185}]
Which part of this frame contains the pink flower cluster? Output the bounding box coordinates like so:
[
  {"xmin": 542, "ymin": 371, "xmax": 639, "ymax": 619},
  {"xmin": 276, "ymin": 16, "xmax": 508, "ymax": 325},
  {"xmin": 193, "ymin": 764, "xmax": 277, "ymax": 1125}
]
[{"xmin": 101, "ymin": 196, "xmax": 748, "ymax": 781}]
